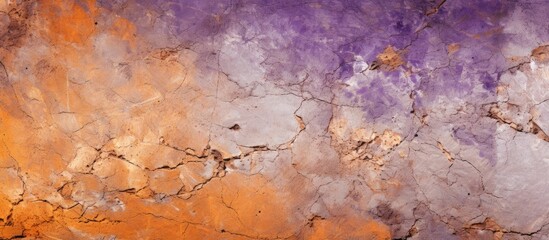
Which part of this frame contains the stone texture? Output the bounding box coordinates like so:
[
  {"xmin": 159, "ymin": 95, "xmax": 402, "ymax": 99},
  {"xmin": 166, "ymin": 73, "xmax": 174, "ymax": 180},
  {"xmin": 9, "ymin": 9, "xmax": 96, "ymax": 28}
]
[{"xmin": 1, "ymin": 0, "xmax": 549, "ymax": 239}]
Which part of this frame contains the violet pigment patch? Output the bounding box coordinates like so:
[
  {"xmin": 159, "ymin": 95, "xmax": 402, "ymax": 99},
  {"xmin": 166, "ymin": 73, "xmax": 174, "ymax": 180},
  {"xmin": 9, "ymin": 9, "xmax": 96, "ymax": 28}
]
[{"xmin": 0, "ymin": 0, "xmax": 548, "ymax": 239}]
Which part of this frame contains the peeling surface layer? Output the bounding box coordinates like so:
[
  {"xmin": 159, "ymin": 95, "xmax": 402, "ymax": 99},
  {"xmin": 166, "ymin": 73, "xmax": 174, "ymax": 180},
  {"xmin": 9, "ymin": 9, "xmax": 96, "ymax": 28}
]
[{"xmin": 1, "ymin": 0, "xmax": 549, "ymax": 239}]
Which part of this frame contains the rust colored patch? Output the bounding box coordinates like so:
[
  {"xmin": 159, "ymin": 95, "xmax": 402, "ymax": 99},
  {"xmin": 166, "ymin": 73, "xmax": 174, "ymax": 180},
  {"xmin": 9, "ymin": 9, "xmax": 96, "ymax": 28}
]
[
  {"xmin": 532, "ymin": 45, "xmax": 549, "ymax": 63},
  {"xmin": 371, "ymin": 46, "xmax": 405, "ymax": 71},
  {"xmin": 463, "ymin": 217, "xmax": 505, "ymax": 240},
  {"xmin": 471, "ymin": 27, "xmax": 504, "ymax": 40},
  {"xmin": 0, "ymin": 1, "xmax": 34, "ymax": 48},
  {"xmin": 447, "ymin": 43, "xmax": 460, "ymax": 55},
  {"xmin": 436, "ymin": 141, "xmax": 454, "ymax": 162},
  {"xmin": 39, "ymin": 0, "xmax": 97, "ymax": 44}
]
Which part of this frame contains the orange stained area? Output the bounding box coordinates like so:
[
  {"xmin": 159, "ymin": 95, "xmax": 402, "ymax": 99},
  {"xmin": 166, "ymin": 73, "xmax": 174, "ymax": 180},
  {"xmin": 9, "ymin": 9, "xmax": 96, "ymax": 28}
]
[
  {"xmin": 0, "ymin": 1, "xmax": 396, "ymax": 239},
  {"xmin": 375, "ymin": 45, "xmax": 405, "ymax": 71},
  {"xmin": 447, "ymin": 43, "xmax": 461, "ymax": 55},
  {"xmin": 532, "ymin": 45, "xmax": 549, "ymax": 63},
  {"xmin": 110, "ymin": 17, "xmax": 138, "ymax": 49},
  {"xmin": 39, "ymin": 0, "xmax": 98, "ymax": 44},
  {"xmin": 1, "ymin": 172, "xmax": 302, "ymax": 239},
  {"xmin": 303, "ymin": 216, "xmax": 392, "ymax": 240}
]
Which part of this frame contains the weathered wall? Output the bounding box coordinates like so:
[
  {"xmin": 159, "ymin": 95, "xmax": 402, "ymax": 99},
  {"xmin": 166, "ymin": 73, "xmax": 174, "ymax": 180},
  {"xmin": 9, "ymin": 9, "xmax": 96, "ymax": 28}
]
[{"xmin": 1, "ymin": 1, "xmax": 549, "ymax": 239}]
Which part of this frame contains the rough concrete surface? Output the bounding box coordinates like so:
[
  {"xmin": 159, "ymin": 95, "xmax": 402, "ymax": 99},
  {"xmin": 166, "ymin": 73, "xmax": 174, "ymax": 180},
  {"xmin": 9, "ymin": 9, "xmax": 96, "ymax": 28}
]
[{"xmin": 1, "ymin": 0, "xmax": 549, "ymax": 239}]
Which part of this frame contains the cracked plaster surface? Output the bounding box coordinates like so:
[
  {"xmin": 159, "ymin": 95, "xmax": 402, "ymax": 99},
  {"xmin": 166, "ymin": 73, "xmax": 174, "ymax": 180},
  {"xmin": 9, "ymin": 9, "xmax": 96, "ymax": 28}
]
[{"xmin": 1, "ymin": 0, "xmax": 549, "ymax": 239}]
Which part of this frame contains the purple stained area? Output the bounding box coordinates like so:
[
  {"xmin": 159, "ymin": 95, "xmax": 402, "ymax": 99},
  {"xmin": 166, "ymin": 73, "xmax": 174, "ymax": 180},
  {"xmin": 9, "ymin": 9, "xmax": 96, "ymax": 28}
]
[{"xmin": 99, "ymin": 0, "xmax": 533, "ymax": 166}]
